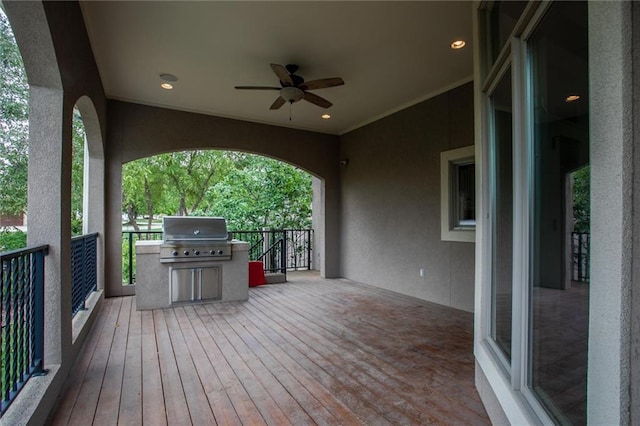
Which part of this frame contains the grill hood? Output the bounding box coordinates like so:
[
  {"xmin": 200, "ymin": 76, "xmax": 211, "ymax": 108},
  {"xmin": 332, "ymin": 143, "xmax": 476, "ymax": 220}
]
[{"xmin": 162, "ymin": 216, "xmax": 229, "ymax": 243}]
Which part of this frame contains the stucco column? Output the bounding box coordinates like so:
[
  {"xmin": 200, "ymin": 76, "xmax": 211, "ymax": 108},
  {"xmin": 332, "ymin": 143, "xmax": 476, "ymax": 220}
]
[
  {"xmin": 77, "ymin": 97, "xmax": 106, "ymax": 292},
  {"xmin": 27, "ymin": 86, "xmax": 72, "ymax": 366},
  {"xmin": 321, "ymin": 172, "xmax": 340, "ymax": 278},
  {"xmin": 631, "ymin": 2, "xmax": 640, "ymax": 424},
  {"xmin": 588, "ymin": 2, "xmax": 633, "ymax": 423},
  {"xmin": 104, "ymin": 116, "xmax": 131, "ymax": 297}
]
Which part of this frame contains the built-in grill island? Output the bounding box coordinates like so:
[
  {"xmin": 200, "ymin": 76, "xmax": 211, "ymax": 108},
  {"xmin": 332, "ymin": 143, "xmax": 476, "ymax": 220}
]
[{"xmin": 135, "ymin": 216, "xmax": 249, "ymax": 310}]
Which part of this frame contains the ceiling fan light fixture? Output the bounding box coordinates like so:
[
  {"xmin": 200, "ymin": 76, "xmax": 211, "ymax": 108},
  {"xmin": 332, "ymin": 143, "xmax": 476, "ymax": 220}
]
[
  {"xmin": 321, "ymin": 114, "xmax": 331, "ymax": 120},
  {"xmin": 280, "ymin": 86, "xmax": 304, "ymax": 103},
  {"xmin": 160, "ymin": 83, "xmax": 174, "ymax": 90},
  {"xmin": 450, "ymin": 40, "xmax": 466, "ymax": 49}
]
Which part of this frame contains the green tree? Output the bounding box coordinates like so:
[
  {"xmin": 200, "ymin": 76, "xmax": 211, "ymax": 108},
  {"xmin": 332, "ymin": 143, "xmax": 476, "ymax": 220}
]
[
  {"xmin": 71, "ymin": 108, "xmax": 85, "ymax": 235},
  {"xmin": 213, "ymin": 153, "xmax": 312, "ymax": 230},
  {"xmin": 159, "ymin": 150, "xmax": 231, "ymax": 216},
  {"xmin": 122, "ymin": 156, "xmax": 168, "ymax": 230},
  {"xmin": 572, "ymin": 165, "xmax": 590, "ymax": 233},
  {"xmin": 0, "ymin": 10, "xmax": 28, "ymax": 218},
  {"xmin": 121, "ymin": 151, "xmax": 312, "ymax": 231}
]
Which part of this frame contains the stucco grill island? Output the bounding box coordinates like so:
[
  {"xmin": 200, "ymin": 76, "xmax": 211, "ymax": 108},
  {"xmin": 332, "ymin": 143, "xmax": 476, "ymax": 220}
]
[{"xmin": 135, "ymin": 216, "xmax": 249, "ymax": 310}]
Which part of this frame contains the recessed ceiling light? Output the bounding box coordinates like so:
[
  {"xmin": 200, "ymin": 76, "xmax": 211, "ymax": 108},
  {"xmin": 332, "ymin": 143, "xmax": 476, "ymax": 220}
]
[
  {"xmin": 321, "ymin": 114, "xmax": 331, "ymax": 120},
  {"xmin": 565, "ymin": 95, "xmax": 580, "ymax": 102},
  {"xmin": 160, "ymin": 73, "xmax": 178, "ymax": 82},
  {"xmin": 450, "ymin": 40, "xmax": 466, "ymax": 50},
  {"xmin": 161, "ymin": 83, "xmax": 174, "ymax": 90}
]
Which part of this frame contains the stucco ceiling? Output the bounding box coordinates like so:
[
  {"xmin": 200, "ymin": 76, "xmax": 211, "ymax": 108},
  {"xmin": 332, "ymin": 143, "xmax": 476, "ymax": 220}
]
[{"xmin": 80, "ymin": 1, "xmax": 473, "ymax": 135}]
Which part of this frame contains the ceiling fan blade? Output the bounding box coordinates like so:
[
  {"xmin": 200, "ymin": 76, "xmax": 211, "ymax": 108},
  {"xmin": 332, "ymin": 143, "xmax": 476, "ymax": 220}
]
[
  {"xmin": 235, "ymin": 86, "xmax": 281, "ymax": 90},
  {"xmin": 270, "ymin": 63, "xmax": 293, "ymax": 86},
  {"xmin": 270, "ymin": 96, "xmax": 286, "ymax": 110},
  {"xmin": 301, "ymin": 77, "xmax": 345, "ymax": 91},
  {"xmin": 303, "ymin": 92, "xmax": 332, "ymax": 109}
]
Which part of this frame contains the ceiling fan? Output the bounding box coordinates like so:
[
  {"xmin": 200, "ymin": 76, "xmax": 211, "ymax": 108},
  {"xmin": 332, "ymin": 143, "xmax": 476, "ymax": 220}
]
[{"xmin": 235, "ymin": 64, "xmax": 344, "ymax": 110}]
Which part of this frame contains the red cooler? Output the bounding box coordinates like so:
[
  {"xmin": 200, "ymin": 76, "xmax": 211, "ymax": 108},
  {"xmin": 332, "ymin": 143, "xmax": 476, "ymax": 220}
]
[{"xmin": 248, "ymin": 261, "xmax": 266, "ymax": 287}]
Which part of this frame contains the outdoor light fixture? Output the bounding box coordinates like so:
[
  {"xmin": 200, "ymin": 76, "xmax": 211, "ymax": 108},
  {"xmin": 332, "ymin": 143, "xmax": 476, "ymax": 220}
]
[
  {"xmin": 450, "ymin": 40, "xmax": 466, "ymax": 49},
  {"xmin": 565, "ymin": 95, "xmax": 580, "ymax": 102},
  {"xmin": 160, "ymin": 73, "xmax": 178, "ymax": 90}
]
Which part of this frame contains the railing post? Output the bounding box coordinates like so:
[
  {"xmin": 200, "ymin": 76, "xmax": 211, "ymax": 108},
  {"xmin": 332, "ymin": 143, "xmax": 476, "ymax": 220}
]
[
  {"xmin": 32, "ymin": 248, "xmax": 47, "ymax": 376},
  {"xmin": 281, "ymin": 230, "xmax": 287, "ymax": 275},
  {"xmin": 571, "ymin": 232, "xmax": 577, "ymax": 281},
  {"xmin": 81, "ymin": 237, "xmax": 87, "ymax": 311},
  {"xmin": 128, "ymin": 232, "xmax": 134, "ymax": 285},
  {"xmin": 307, "ymin": 229, "xmax": 312, "ymax": 270}
]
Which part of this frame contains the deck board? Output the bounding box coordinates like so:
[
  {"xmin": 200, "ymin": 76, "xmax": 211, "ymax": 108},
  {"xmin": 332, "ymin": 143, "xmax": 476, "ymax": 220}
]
[
  {"xmin": 118, "ymin": 297, "xmax": 143, "ymax": 426},
  {"xmin": 140, "ymin": 308, "xmax": 167, "ymax": 426},
  {"xmin": 92, "ymin": 295, "xmax": 132, "ymax": 425},
  {"xmin": 66, "ymin": 297, "xmax": 123, "ymax": 426},
  {"xmin": 50, "ymin": 297, "xmax": 119, "ymax": 426},
  {"xmin": 49, "ymin": 272, "xmax": 489, "ymax": 425}
]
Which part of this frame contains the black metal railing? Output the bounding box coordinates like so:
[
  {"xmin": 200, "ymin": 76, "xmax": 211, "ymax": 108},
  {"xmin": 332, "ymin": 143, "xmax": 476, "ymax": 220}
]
[
  {"xmin": 571, "ymin": 232, "xmax": 590, "ymax": 282},
  {"xmin": 71, "ymin": 233, "xmax": 98, "ymax": 317},
  {"xmin": 122, "ymin": 228, "xmax": 313, "ymax": 284},
  {"xmin": 1, "ymin": 245, "xmax": 48, "ymax": 415},
  {"xmin": 122, "ymin": 231, "xmax": 162, "ymax": 285},
  {"xmin": 230, "ymin": 229, "xmax": 313, "ymax": 273},
  {"xmin": 257, "ymin": 234, "xmax": 287, "ymax": 275}
]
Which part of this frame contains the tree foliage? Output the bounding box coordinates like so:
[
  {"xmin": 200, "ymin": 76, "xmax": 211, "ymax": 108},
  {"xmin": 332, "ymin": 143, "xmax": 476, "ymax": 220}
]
[
  {"xmin": 0, "ymin": 10, "xmax": 87, "ymax": 244},
  {"xmin": 572, "ymin": 165, "xmax": 590, "ymax": 233},
  {"xmin": 122, "ymin": 151, "xmax": 312, "ymax": 231},
  {"xmin": 0, "ymin": 228, "xmax": 26, "ymax": 252},
  {"xmin": 71, "ymin": 108, "xmax": 85, "ymax": 235},
  {"xmin": 0, "ymin": 10, "xmax": 29, "ymax": 218},
  {"xmin": 213, "ymin": 153, "xmax": 311, "ymax": 230}
]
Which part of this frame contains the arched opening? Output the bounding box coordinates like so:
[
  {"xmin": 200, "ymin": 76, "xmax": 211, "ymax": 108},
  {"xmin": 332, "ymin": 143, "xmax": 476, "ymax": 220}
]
[
  {"xmin": 120, "ymin": 149, "xmax": 315, "ymax": 285},
  {"xmin": 71, "ymin": 106, "xmax": 86, "ymax": 235}
]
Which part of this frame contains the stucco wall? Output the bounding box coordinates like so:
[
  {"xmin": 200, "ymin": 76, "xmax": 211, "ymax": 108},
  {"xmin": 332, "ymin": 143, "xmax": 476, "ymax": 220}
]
[
  {"xmin": 588, "ymin": 2, "xmax": 634, "ymax": 423},
  {"xmin": 339, "ymin": 82, "xmax": 475, "ymax": 311},
  {"xmin": 105, "ymin": 101, "xmax": 341, "ymax": 296}
]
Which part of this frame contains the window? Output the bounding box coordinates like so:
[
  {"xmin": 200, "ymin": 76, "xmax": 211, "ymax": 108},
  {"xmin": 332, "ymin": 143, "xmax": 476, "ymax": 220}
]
[{"xmin": 440, "ymin": 145, "xmax": 475, "ymax": 242}]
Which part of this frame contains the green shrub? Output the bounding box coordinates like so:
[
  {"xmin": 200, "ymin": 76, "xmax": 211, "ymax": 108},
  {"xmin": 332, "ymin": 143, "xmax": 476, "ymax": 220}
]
[{"xmin": 0, "ymin": 229, "xmax": 26, "ymax": 252}]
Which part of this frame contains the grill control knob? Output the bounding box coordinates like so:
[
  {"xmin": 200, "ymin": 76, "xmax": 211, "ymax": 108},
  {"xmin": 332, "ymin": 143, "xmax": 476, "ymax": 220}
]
[
  {"xmin": 209, "ymin": 250, "xmax": 215, "ymax": 255},
  {"xmin": 218, "ymin": 250, "xmax": 224, "ymax": 255},
  {"xmin": 194, "ymin": 250, "xmax": 200, "ymax": 256},
  {"xmin": 183, "ymin": 250, "xmax": 190, "ymax": 256},
  {"xmin": 172, "ymin": 251, "xmax": 178, "ymax": 256}
]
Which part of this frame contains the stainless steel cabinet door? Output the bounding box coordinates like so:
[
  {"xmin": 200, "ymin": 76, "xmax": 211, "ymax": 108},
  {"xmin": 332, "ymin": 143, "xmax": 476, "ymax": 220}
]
[
  {"xmin": 199, "ymin": 267, "xmax": 221, "ymax": 300},
  {"xmin": 171, "ymin": 267, "xmax": 195, "ymax": 302}
]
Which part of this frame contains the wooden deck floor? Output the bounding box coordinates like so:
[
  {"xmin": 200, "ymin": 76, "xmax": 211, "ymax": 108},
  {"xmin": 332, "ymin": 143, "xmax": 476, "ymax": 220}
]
[{"xmin": 49, "ymin": 272, "xmax": 489, "ymax": 425}]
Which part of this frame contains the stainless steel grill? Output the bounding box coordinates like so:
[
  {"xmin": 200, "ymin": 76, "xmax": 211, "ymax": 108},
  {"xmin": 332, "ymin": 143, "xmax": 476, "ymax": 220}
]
[{"xmin": 159, "ymin": 216, "xmax": 232, "ymax": 263}]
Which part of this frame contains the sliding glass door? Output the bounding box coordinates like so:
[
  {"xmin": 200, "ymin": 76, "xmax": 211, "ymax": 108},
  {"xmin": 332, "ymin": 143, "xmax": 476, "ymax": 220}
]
[{"xmin": 482, "ymin": 1, "xmax": 590, "ymax": 423}]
